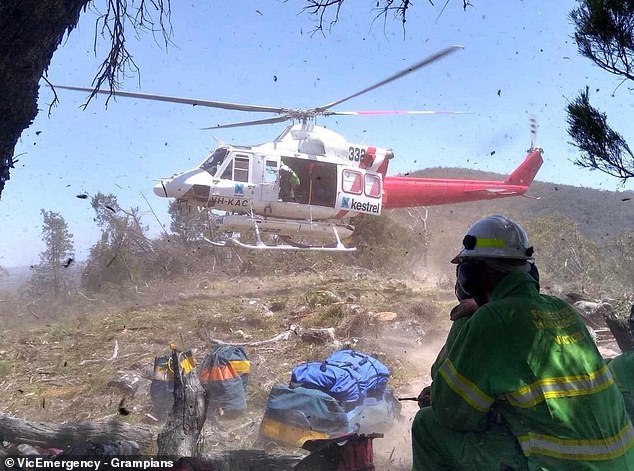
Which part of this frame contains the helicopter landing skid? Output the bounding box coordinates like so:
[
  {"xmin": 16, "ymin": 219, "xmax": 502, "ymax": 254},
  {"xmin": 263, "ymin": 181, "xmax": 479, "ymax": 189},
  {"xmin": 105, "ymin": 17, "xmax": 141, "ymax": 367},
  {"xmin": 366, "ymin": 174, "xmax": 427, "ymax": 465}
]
[
  {"xmin": 208, "ymin": 238, "xmax": 355, "ymax": 252},
  {"xmin": 203, "ymin": 226, "xmax": 356, "ymax": 252}
]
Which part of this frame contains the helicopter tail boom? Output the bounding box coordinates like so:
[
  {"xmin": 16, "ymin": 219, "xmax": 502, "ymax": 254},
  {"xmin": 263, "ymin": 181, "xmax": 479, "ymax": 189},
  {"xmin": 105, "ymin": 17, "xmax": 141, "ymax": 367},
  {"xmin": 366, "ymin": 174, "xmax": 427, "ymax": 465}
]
[{"xmin": 382, "ymin": 147, "xmax": 543, "ymax": 209}]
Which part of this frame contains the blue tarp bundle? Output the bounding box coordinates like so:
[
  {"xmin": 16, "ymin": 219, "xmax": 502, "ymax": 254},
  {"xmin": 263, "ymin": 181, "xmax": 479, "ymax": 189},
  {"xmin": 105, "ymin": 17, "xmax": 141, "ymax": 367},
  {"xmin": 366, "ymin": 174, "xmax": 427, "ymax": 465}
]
[
  {"xmin": 325, "ymin": 349, "xmax": 390, "ymax": 400},
  {"xmin": 291, "ymin": 361, "xmax": 362, "ymax": 410},
  {"xmin": 290, "ymin": 349, "xmax": 390, "ymax": 410}
]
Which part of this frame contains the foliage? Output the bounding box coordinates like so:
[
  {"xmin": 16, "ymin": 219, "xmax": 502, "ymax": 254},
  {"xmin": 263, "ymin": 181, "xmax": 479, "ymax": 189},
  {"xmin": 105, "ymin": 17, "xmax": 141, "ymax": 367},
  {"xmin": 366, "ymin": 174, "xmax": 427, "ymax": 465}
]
[
  {"xmin": 234, "ymin": 214, "xmax": 424, "ymax": 276},
  {"xmin": 82, "ymin": 192, "xmax": 153, "ymax": 291},
  {"xmin": 524, "ymin": 214, "xmax": 609, "ymax": 294},
  {"xmin": 348, "ymin": 213, "xmax": 426, "ymax": 271},
  {"xmin": 167, "ymin": 201, "xmax": 209, "ymax": 245},
  {"xmin": 604, "ymin": 230, "xmax": 634, "ymax": 291},
  {"xmin": 28, "ymin": 210, "xmax": 74, "ymax": 298},
  {"xmin": 567, "ymin": 87, "xmax": 634, "ymax": 182},
  {"xmin": 571, "ymin": 0, "xmax": 634, "ymax": 81},
  {"xmin": 71, "ymin": 0, "xmax": 173, "ymax": 104},
  {"xmin": 568, "ymin": 0, "xmax": 634, "ymax": 181},
  {"xmin": 151, "ymin": 234, "xmax": 222, "ymax": 277}
]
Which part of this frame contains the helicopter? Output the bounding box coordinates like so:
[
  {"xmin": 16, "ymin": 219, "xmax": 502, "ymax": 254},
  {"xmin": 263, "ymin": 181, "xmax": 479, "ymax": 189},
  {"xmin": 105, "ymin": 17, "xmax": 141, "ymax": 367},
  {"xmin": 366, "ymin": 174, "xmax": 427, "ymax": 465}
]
[{"xmin": 55, "ymin": 46, "xmax": 543, "ymax": 251}]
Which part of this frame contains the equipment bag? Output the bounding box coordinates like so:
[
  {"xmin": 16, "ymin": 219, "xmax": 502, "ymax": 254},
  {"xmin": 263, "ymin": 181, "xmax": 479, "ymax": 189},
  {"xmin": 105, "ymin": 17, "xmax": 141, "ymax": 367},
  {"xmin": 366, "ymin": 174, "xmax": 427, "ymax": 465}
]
[
  {"xmin": 325, "ymin": 349, "xmax": 390, "ymax": 400},
  {"xmin": 150, "ymin": 350, "xmax": 196, "ymax": 420},
  {"xmin": 199, "ymin": 345, "xmax": 250, "ymax": 412},
  {"xmin": 291, "ymin": 349, "xmax": 390, "ymax": 410},
  {"xmin": 291, "ymin": 361, "xmax": 362, "ymax": 410},
  {"xmin": 260, "ymin": 385, "xmax": 349, "ymax": 447}
]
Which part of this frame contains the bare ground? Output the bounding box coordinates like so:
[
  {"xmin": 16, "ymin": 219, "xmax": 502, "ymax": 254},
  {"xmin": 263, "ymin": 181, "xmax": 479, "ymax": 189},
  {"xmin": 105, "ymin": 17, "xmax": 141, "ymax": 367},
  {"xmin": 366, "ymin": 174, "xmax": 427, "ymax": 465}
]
[
  {"xmin": 0, "ymin": 267, "xmax": 623, "ymax": 469},
  {"xmin": 0, "ymin": 267, "xmax": 456, "ymax": 468}
]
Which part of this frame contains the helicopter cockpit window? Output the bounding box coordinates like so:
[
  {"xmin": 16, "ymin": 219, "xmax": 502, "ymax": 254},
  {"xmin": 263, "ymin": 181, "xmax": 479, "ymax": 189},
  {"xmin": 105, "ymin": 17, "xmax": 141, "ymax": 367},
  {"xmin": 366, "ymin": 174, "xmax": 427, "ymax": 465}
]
[
  {"xmin": 234, "ymin": 155, "xmax": 250, "ymax": 182},
  {"xmin": 342, "ymin": 170, "xmax": 362, "ymax": 195},
  {"xmin": 365, "ymin": 174, "xmax": 381, "ymax": 198},
  {"xmin": 220, "ymin": 154, "xmax": 251, "ymax": 182},
  {"xmin": 200, "ymin": 147, "xmax": 229, "ymax": 176}
]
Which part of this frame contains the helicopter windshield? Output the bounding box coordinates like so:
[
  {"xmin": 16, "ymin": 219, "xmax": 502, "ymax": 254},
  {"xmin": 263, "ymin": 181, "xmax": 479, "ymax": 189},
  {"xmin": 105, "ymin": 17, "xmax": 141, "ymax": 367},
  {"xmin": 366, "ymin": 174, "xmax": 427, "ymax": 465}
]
[{"xmin": 200, "ymin": 147, "xmax": 229, "ymax": 176}]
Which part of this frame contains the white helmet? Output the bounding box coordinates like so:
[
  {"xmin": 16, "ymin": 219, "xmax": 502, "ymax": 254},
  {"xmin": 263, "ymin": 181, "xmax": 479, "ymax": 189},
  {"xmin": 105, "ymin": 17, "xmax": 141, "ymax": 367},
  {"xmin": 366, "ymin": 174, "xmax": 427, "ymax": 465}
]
[{"xmin": 451, "ymin": 215, "xmax": 534, "ymax": 263}]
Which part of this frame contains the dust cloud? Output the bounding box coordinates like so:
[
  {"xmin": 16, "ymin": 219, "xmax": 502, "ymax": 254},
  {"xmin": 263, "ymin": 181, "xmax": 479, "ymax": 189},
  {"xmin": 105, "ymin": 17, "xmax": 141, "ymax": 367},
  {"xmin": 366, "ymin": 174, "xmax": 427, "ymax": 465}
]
[{"xmin": 373, "ymin": 323, "xmax": 451, "ymax": 470}]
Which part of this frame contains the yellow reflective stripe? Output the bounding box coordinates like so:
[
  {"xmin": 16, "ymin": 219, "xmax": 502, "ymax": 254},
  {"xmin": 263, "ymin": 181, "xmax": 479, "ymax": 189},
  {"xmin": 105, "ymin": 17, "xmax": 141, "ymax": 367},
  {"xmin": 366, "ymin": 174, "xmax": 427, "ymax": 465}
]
[
  {"xmin": 505, "ymin": 365, "xmax": 614, "ymax": 408},
  {"xmin": 518, "ymin": 422, "xmax": 634, "ymax": 461},
  {"xmin": 230, "ymin": 360, "xmax": 251, "ymax": 374},
  {"xmin": 260, "ymin": 416, "xmax": 328, "ymax": 447},
  {"xmin": 438, "ymin": 359, "xmax": 494, "ymax": 413},
  {"xmin": 475, "ymin": 237, "xmax": 505, "ymax": 248}
]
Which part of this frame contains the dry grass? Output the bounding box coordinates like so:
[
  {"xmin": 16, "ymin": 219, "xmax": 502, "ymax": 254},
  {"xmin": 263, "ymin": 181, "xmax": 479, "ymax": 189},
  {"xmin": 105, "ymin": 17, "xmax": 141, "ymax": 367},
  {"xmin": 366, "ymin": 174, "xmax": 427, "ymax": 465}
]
[{"xmin": 0, "ymin": 268, "xmax": 453, "ymax": 468}]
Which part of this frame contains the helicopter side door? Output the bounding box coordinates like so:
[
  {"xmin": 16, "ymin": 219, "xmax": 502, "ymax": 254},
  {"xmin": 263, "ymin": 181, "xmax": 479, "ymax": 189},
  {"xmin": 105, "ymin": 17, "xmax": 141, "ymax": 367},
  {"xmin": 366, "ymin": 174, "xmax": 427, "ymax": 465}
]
[
  {"xmin": 258, "ymin": 157, "xmax": 281, "ymax": 203},
  {"xmin": 336, "ymin": 167, "xmax": 383, "ymax": 215}
]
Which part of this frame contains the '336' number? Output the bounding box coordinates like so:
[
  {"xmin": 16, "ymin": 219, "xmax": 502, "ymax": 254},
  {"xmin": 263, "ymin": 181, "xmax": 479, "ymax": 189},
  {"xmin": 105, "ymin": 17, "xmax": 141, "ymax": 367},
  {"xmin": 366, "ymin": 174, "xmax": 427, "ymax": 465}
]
[{"xmin": 348, "ymin": 146, "xmax": 366, "ymax": 161}]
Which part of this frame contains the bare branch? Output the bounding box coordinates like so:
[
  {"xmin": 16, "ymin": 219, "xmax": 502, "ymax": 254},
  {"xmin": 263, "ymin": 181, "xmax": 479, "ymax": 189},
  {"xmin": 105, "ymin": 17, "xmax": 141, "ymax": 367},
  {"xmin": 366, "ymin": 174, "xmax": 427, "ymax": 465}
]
[{"xmin": 80, "ymin": 0, "xmax": 173, "ymax": 106}]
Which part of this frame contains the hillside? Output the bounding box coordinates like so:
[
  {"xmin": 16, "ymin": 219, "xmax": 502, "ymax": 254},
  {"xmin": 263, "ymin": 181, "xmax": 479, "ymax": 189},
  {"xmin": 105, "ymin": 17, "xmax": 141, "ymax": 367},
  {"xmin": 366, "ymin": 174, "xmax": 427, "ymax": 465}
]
[
  {"xmin": 406, "ymin": 167, "xmax": 634, "ymax": 241},
  {"xmin": 383, "ymin": 167, "xmax": 634, "ymax": 279}
]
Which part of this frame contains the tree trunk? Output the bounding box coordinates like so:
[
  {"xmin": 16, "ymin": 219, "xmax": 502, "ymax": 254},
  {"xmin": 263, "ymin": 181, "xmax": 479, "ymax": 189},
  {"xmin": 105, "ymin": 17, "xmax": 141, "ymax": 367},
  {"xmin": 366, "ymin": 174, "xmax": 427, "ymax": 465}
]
[
  {"xmin": 0, "ymin": 0, "xmax": 89, "ymax": 198},
  {"xmin": 0, "ymin": 414, "xmax": 152, "ymax": 450},
  {"xmin": 157, "ymin": 350, "xmax": 208, "ymax": 455}
]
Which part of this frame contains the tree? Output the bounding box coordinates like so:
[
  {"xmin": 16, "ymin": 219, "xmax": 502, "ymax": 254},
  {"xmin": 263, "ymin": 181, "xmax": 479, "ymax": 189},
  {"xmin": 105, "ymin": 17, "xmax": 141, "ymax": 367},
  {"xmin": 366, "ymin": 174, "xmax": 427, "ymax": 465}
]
[
  {"xmin": 568, "ymin": 0, "xmax": 634, "ymax": 182},
  {"xmin": 29, "ymin": 209, "xmax": 74, "ymax": 298},
  {"xmin": 82, "ymin": 192, "xmax": 153, "ymax": 290},
  {"xmin": 168, "ymin": 201, "xmax": 209, "ymax": 245},
  {"xmin": 0, "ymin": 0, "xmax": 172, "ymax": 200},
  {"xmin": 524, "ymin": 214, "xmax": 608, "ymax": 293}
]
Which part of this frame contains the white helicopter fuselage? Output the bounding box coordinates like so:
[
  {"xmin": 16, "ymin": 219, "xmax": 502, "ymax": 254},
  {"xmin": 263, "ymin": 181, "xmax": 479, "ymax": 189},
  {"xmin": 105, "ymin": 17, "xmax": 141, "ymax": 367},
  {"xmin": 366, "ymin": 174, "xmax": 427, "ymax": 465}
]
[{"xmin": 153, "ymin": 124, "xmax": 392, "ymax": 225}]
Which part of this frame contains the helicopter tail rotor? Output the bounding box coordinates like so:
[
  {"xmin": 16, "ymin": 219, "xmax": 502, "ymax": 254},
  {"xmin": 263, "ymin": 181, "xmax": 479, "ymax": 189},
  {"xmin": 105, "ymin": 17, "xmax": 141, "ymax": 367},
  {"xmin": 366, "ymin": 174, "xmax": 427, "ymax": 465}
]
[{"xmin": 529, "ymin": 115, "xmax": 539, "ymax": 150}]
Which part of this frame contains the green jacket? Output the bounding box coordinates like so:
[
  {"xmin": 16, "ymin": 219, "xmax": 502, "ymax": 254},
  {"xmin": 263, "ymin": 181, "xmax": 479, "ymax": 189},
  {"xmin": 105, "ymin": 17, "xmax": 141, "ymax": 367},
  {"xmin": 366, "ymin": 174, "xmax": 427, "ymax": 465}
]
[
  {"xmin": 609, "ymin": 352, "xmax": 634, "ymax": 420},
  {"xmin": 431, "ymin": 272, "xmax": 634, "ymax": 470}
]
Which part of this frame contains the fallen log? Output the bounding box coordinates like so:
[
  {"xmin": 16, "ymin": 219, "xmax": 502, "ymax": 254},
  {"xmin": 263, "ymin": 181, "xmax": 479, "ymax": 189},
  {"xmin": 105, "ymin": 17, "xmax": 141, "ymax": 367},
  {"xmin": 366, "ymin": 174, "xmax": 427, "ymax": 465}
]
[
  {"xmin": 0, "ymin": 414, "xmax": 152, "ymax": 450},
  {"xmin": 208, "ymin": 325, "xmax": 337, "ymax": 347}
]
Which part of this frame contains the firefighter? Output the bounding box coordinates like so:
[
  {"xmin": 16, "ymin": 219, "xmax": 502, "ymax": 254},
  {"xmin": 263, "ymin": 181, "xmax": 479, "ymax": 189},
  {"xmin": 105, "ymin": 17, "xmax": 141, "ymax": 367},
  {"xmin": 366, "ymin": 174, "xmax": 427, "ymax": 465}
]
[
  {"xmin": 419, "ymin": 260, "xmax": 540, "ymax": 409},
  {"xmin": 279, "ymin": 162, "xmax": 300, "ymax": 202},
  {"xmin": 411, "ymin": 215, "xmax": 634, "ymax": 470},
  {"xmin": 610, "ymin": 352, "xmax": 634, "ymax": 421}
]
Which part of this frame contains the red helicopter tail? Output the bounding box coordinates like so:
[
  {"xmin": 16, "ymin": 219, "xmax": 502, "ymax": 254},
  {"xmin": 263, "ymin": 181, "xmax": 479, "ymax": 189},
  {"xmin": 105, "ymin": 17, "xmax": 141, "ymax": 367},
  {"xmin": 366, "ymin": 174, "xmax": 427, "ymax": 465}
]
[
  {"xmin": 381, "ymin": 147, "xmax": 544, "ymax": 209},
  {"xmin": 504, "ymin": 147, "xmax": 543, "ymax": 186}
]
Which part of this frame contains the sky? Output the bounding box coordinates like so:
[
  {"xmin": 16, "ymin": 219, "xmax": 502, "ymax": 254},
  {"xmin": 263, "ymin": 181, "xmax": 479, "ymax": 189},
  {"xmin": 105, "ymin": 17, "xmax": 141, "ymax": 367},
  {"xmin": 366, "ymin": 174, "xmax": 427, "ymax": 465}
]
[{"xmin": 1, "ymin": 0, "xmax": 634, "ymax": 268}]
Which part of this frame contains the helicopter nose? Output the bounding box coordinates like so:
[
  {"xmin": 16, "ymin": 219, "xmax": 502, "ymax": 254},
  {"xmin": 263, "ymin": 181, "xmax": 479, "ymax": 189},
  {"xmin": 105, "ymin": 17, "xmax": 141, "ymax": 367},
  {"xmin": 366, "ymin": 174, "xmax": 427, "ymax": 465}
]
[
  {"xmin": 154, "ymin": 176, "xmax": 192, "ymax": 199},
  {"xmin": 152, "ymin": 169, "xmax": 211, "ymax": 201},
  {"xmin": 153, "ymin": 180, "xmax": 169, "ymax": 197}
]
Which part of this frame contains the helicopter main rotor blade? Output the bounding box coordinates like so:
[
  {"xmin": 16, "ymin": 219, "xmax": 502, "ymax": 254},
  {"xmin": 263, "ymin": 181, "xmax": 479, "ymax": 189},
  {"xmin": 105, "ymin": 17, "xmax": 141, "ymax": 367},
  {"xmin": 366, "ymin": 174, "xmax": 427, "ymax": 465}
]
[
  {"xmin": 53, "ymin": 85, "xmax": 288, "ymax": 114},
  {"xmin": 326, "ymin": 110, "xmax": 469, "ymax": 116},
  {"xmin": 201, "ymin": 115, "xmax": 291, "ymax": 130},
  {"xmin": 315, "ymin": 45, "xmax": 463, "ymax": 112}
]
